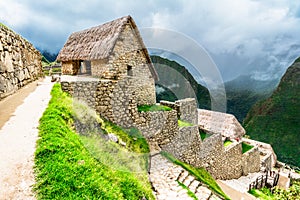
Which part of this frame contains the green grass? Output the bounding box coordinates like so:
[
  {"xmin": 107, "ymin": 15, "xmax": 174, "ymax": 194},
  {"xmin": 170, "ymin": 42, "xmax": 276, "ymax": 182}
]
[
  {"xmin": 177, "ymin": 181, "xmax": 197, "ymax": 200},
  {"xmin": 242, "ymin": 142, "xmax": 254, "ymax": 153},
  {"xmin": 200, "ymin": 129, "xmax": 209, "ymax": 140},
  {"xmin": 178, "ymin": 119, "xmax": 193, "ymax": 127},
  {"xmin": 35, "ymin": 84, "xmax": 154, "ymax": 199},
  {"xmin": 101, "ymin": 120, "xmax": 149, "ymax": 153},
  {"xmin": 224, "ymin": 140, "xmax": 233, "ymax": 147},
  {"xmin": 138, "ymin": 104, "xmax": 172, "ymax": 112},
  {"xmin": 249, "ymin": 188, "xmax": 274, "ymax": 200},
  {"xmin": 249, "ymin": 180, "xmax": 300, "ymax": 200},
  {"xmin": 161, "ymin": 151, "xmax": 230, "ymax": 199}
]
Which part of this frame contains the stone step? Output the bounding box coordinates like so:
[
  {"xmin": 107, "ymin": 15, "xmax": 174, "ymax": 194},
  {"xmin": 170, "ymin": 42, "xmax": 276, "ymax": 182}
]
[
  {"xmin": 224, "ymin": 179, "xmax": 248, "ymax": 193},
  {"xmin": 177, "ymin": 170, "xmax": 189, "ymax": 183},
  {"xmin": 189, "ymin": 179, "xmax": 201, "ymax": 193},
  {"xmin": 182, "ymin": 175, "xmax": 195, "ymax": 186},
  {"xmin": 195, "ymin": 186, "xmax": 212, "ymax": 200}
]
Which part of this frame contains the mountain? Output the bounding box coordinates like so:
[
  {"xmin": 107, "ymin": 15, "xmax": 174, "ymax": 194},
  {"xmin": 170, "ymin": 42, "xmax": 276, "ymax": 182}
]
[
  {"xmin": 38, "ymin": 49, "xmax": 58, "ymax": 62},
  {"xmin": 225, "ymin": 75, "xmax": 278, "ymax": 122},
  {"xmin": 243, "ymin": 57, "xmax": 300, "ymax": 167},
  {"xmin": 150, "ymin": 55, "xmax": 211, "ymax": 109}
]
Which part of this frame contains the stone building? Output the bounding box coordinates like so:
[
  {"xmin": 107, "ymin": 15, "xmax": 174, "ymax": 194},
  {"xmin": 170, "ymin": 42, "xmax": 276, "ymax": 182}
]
[
  {"xmin": 57, "ymin": 15, "xmax": 157, "ymax": 106},
  {"xmin": 0, "ymin": 24, "xmax": 42, "ymax": 99}
]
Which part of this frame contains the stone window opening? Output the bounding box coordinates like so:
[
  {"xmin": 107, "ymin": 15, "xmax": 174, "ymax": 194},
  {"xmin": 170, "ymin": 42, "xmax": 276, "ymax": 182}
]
[{"xmin": 127, "ymin": 65, "xmax": 133, "ymax": 76}]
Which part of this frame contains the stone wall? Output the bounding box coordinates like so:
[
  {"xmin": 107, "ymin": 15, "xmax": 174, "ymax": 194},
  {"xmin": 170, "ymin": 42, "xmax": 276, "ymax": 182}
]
[
  {"xmin": 0, "ymin": 25, "xmax": 42, "ymax": 99},
  {"xmin": 136, "ymin": 110, "xmax": 178, "ymax": 150},
  {"xmin": 175, "ymin": 98, "xmax": 198, "ymax": 124},
  {"xmin": 61, "ymin": 77, "xmax": 139, "ymax": 128},
  {"xmin": 193, "ymin": 135, "xmax": 260, "ymax": 179},
  {"xmin": 162, "ymin": 126, "xmax": 202, "ymax": 164},
  {"xmin": 242, "ymin": 138, "xmax": 277, "ymax": 169},
  {"xmin": 241, "ymin": 146, "xmax": 260, "ymax": 175},
  {"xmin": 160, "ymin": 98, "xmax": 198, "ymax": 124},
  {"xmin": 61, "ymin": 79, "xmax": 261, "ymax": 180}
]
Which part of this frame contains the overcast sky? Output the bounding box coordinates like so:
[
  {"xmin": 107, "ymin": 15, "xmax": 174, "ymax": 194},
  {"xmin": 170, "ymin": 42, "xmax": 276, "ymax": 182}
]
[{"xmin": 1, "ymin": 0, "xmax": 300, "ymax": 81}]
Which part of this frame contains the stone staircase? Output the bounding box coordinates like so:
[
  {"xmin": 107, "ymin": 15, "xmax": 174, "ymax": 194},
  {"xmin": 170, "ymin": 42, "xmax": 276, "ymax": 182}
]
[
  {"xmin": 149, "ymin": 154, "xmax": 222, "ymax": 200},
  {"xmin": 176, "ymin": 170, "xmax": 214, "ymax": 200},
  {"xmin": 220, "ymin": 172, "xmax": 264, "ymax": 193}
]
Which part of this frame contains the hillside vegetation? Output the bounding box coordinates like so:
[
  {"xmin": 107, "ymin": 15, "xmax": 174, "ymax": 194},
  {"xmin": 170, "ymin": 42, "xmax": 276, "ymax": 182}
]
[
  {"xmin": 150, "ymin": 55, "xmax": 277, "ymax": 122},
  {"xmin": 151, "ymin": 55, "xmax": 211, "ymax": 109},
  {"xmin": 225, "ymin": 75, "xmax": 277, "ymax": 122},
  {"xmin": 244, "ymin": 57, "xmax": 300, "ymax": 167}
]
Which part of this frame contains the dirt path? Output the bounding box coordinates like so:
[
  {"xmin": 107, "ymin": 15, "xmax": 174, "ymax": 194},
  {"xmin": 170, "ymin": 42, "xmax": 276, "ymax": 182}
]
[
  {"xmin": 0, "ymin": 77, "xmax": 54, "ymax": 199},
  {"xmin": 0, "ymin": 80, "xmax": 39, "ymax": 129}
]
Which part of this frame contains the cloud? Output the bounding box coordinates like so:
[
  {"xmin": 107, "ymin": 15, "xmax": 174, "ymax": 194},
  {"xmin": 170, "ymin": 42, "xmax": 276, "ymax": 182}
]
[{"xmin": 0, "ymin": 0, "xmax": 300, "ymax": 81}]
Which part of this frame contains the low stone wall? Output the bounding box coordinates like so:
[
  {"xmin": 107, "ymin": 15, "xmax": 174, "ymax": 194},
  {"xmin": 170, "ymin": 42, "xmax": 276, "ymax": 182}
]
[
  {"xmin": 175, "ymin": 98, "xmax": 198, "ymax": 124},
  {"xmin": 162, "ymin": 125, "xmax": 202, "ymax": 164},
  {"xmin": 61, "ymin": 81, "xmax": 99, "ymax": 109},
  {"xmin": 136, "ymin": 110, "xmax": 178, "ymax": 150},
  {"xmin": 0, "ymin": 25, "xmax": 42, "ymax": 99},
  {"xmin": 242, "ymin": 138, "xmax": 277, "ymax": 168},
  {"xmin": 241, "ymin": 146, "xmax": 260, "ymax": 175},
  {"xmin": 161, "ymin": 98, "xmax": 198, "ymax": 124},
  {"xmin": 260, "ymin": 152, "xmax": 273, "ymax": 172}
]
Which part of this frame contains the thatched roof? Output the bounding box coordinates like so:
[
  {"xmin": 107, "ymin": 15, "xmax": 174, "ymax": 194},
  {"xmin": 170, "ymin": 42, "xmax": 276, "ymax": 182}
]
[
  {"xmin": 57, "ymin": 15, "xmax": 158, "ymax": 80},
  {"xmin": 198, "ymin": 109, "xmax": 245, "ymax": 139}
]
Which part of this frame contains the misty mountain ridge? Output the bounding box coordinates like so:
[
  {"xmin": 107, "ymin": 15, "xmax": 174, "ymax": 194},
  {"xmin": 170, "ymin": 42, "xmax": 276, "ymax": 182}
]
[
  {"xmin": 244, "ymin": 57, "xmax": 300, "ymax": 167},
  {"xmin": 225, "ymin": 74, "xmax": 278, "ymax": 93}
]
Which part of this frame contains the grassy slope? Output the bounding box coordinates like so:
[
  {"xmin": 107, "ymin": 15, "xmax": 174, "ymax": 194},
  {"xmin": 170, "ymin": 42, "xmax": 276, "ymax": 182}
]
[
  {"xmin": 243, "ymin": 58, "xmax": 300, "ymax": 167},
  {"xmin": 35, "ymin": 84, "xmax": 154, "ymax": 199}
]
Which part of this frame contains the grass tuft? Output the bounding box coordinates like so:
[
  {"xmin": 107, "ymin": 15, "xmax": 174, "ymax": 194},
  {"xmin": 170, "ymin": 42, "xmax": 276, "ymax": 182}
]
[
  {"xmin": 224, "ymin": 140, "xmax": 233, "ymax": 147},
  {"xmin": 138, "ymin": 104, "xmax": 172, "ymax": 112},
  {"xmin": 177, "ymin": 181, "xmax": 198, "ymax": 200},
  {"xmin": 178, "ymin": 119, "xmax": 193, "ymax": 127},
  {"xmin": 199, "ymin": 129, "xmax": 210, "ymax": 141},
  {"xmin": 242, "ymin": 142, "xmax": 254, "ymax": 153}
]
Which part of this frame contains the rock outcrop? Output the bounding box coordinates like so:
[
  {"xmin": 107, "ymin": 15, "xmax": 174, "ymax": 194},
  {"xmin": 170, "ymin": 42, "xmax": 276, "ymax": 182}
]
[{"xmin": 0, "ymin": 24, "xmax": 42, "ymax": 100}]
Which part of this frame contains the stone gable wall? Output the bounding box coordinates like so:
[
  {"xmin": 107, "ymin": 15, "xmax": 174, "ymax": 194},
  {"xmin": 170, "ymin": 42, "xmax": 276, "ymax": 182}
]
[
  {"xmin": 0, "ymin": 25, "xmax": 42, "ymax": 99},
  {"xmin": 109, "ymin": 23, "xmax": 156, "ymax": 105}
]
